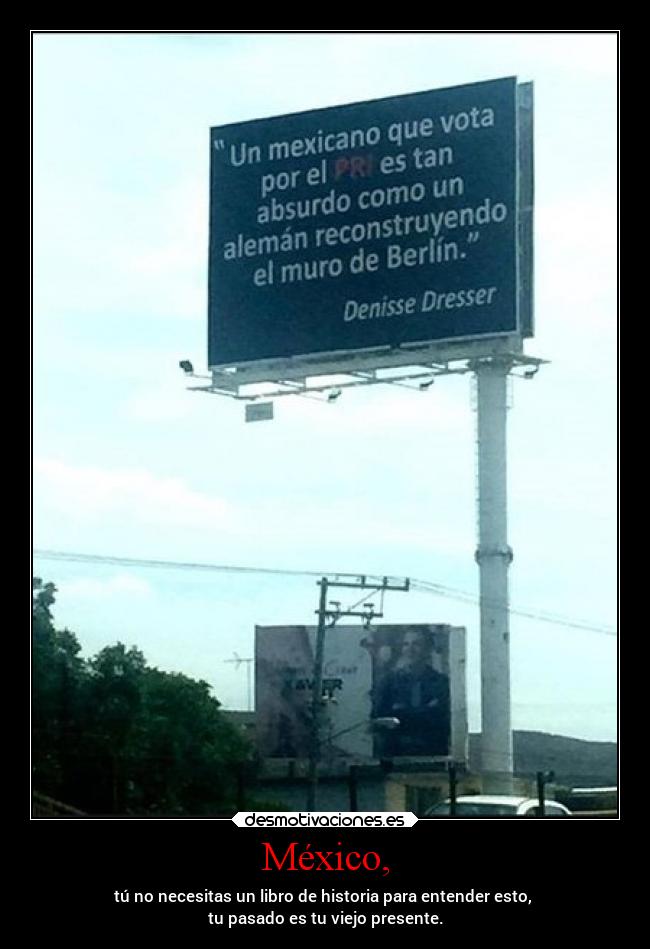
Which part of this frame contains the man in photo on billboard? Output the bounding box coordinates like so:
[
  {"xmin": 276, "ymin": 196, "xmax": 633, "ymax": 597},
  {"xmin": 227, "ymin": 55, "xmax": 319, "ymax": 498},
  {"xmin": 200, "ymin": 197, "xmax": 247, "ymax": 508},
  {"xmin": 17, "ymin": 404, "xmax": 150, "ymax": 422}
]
[{"xmin": 374, "ymin": 629, "xmax": 450, "ymax": 757}]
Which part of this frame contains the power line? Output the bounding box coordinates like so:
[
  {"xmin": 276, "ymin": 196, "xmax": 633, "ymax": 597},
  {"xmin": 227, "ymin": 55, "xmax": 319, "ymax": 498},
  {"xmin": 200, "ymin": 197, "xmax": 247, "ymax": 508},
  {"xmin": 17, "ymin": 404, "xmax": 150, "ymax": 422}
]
[
  {"xmin": 410, "ymin": 579, "xmax": 617, "ymax": 636},
  {"xmin": 32, "ymin": 548, "xmax": 616, "ymax": 637},
  {"xmin": 34, "ymin": 548, "xmax": 326, "ymax": 579}
]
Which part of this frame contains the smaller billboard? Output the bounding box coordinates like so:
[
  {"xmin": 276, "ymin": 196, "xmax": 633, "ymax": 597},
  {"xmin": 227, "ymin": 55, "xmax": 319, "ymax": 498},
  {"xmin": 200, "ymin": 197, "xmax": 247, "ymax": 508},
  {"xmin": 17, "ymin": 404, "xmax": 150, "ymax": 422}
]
[{"xmin": 255, "ymin": 624, "xmax": 467, "ymax": 764}]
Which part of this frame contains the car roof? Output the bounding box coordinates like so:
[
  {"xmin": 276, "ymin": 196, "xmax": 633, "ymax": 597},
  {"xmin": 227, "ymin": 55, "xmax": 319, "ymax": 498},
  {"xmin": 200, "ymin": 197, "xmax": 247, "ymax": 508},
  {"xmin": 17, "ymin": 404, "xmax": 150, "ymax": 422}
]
[{"xmin": 452, "ymin": 796, "xmax": 532, "ymax": 805}]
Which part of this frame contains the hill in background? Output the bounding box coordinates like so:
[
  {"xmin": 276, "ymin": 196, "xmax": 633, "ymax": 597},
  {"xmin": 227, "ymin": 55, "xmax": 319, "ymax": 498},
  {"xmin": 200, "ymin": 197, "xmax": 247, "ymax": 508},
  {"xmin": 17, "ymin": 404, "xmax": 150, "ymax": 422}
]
[{"xmin": 469, "ymin": 730, "xmax": 617, "ymax": 787}]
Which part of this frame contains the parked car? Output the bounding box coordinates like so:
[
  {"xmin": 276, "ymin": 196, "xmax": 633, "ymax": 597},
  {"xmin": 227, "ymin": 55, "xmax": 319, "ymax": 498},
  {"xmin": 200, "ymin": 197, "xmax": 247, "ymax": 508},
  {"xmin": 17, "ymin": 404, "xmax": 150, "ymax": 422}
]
[{"xmin": 425, "ymin": 795, "xmax": 572, "ymax": 817}]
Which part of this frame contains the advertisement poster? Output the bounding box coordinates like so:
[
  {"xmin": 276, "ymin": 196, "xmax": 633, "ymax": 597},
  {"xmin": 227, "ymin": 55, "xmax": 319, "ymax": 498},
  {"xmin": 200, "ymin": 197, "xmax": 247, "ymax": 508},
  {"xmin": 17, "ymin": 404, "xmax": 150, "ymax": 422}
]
[{"xmin": 256, "ymin": 624, "xmax": 467, "ymax": 763}]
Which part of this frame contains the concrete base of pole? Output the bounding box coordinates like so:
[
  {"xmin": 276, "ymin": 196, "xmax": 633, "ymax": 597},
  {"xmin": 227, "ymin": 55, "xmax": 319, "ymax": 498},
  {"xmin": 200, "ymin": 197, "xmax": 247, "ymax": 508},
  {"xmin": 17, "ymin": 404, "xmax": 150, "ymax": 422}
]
[{"xmin": 480, "ymin": 769, "xmax": 515, "ymax": 794}]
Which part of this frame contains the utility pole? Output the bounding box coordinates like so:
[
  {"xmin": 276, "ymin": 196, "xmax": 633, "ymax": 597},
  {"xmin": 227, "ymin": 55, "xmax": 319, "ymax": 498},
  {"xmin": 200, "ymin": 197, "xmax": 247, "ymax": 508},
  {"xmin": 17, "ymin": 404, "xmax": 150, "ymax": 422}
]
[
  {"xmin": 306, "ymin": 575, "xmax": 410, "ymax": 810},
  {"xmin": 307, "ymin": 577, "xmax": 329, "ymax": 810}
]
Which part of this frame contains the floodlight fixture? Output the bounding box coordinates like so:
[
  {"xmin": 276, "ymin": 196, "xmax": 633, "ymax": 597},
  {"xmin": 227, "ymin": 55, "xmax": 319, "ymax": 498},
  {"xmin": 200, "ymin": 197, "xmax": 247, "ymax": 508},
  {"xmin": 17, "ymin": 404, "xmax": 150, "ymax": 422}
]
[
  {"xmin": 371, "ymin": 716, "xmax": 401, "ymax": 731},
  {"xmin": 419, "ymin": 378, "xmax": 435, "ymax": 390},
  {"xmin": 179, "ymin": 360, "xmax": 194, "ymax": 374},
  {"xmin": 327, "ymin": 388, "xmax": 342, "ymax": 402}
]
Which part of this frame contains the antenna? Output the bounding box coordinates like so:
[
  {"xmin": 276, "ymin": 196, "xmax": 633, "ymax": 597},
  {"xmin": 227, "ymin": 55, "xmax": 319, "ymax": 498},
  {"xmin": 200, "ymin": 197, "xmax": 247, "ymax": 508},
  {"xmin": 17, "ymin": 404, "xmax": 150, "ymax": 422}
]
[{"xmin": 223, "ymin": 652, "xmax": 254, "ymax": 711}]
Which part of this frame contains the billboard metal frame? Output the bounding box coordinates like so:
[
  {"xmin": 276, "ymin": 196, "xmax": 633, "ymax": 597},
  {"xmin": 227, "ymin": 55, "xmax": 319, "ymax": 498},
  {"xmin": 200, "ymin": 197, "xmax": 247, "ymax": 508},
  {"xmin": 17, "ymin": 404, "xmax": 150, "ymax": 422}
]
[{"xmin": 186, "ymin": 341, "xmax": 546, "ymax": 403}]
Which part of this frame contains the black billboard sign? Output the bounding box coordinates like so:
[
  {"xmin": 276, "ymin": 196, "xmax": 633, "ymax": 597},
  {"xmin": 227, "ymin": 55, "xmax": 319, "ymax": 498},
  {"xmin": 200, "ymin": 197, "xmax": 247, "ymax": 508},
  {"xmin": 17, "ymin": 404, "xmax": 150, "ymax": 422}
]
[{"xmin": 209, "ymin": 77, "xmax": 532, "ymax": 368}]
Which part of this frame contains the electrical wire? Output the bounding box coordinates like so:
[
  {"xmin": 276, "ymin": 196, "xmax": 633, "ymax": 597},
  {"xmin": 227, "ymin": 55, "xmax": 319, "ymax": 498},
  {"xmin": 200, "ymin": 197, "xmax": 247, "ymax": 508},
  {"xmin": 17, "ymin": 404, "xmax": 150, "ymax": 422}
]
[
  {"xmin": 410, "ymin": 579, "xmax": 616, "ymax": 636},
  {"xmin": 32, "ymin": 547, "xmax": 616, "ymax": 637}
]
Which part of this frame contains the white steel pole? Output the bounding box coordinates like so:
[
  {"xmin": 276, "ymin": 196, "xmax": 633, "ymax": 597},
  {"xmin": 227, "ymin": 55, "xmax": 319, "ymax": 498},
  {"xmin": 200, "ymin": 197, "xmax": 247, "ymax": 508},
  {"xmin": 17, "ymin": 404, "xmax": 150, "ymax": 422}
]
[{"xmin": 475, "ymin": 357, "xmax": 513, "ymax": 788}]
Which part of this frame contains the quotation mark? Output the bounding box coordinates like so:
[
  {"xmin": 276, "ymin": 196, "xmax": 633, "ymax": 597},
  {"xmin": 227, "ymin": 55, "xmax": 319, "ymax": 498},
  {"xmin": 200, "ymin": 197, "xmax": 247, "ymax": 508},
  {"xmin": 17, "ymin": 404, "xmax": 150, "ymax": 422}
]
[
  {"xmin": 467, "ymin": 231, "xmax": 480, "ymax": 243},
  {"xmin": 213, "ymin": 139, "xmax": 226, "ymax": 151}
]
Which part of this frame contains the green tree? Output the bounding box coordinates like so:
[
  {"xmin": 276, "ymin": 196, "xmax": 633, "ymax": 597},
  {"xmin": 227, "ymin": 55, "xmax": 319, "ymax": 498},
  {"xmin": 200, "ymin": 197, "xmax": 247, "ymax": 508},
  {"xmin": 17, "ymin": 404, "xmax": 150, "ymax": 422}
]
[
  {"xmin": 32, "ymin": 579, "xmax": 87, "ymax": 800},
  {"xmin": 33, "ymin": 580, "xmax": 252, "ymax": 815},
  {"xmin": 80, "ymin": 643, "xmax": 147, "ymax": 812},
  {"xmin": 125, "ymin": 668, "xmax": 250, "ymax": 815}
]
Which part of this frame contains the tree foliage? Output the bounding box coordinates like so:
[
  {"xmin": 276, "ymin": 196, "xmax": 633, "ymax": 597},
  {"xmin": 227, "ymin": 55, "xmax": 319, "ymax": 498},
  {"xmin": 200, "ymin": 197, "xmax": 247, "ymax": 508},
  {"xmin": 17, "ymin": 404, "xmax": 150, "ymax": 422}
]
[{"xmin": 32, "ymin": 579, "xmax": 252, "ymax": 815}]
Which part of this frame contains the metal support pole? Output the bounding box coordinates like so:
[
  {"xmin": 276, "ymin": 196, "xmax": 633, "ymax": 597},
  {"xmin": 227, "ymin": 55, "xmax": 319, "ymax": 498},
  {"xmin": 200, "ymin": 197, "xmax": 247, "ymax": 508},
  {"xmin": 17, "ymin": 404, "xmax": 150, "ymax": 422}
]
[
  {"xmin": 475, "ymin": 358, "xmax": 513, "ymax": 789},
  {"xmin": 348, "ymin": 764, "xmax": 359, "ymax": 811},
  {"xmin": 307, "ymin": 578, "xmax": 329, "ymax": 810},
  {"xmin": 536, "ymin": 771, "xmax": 546, "ymax": 817},
  {"xmin": 448, "ymin": 762, "xmax": 457, "ymax": 816}
]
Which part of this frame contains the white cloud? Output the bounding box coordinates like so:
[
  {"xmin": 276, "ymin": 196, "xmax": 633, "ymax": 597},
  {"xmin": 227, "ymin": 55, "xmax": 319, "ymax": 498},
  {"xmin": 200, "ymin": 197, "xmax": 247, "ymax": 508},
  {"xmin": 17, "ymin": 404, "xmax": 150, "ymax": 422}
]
[
  {"xmin": 534, "ymin": 195, "xmax": 617, "ymax": 335},
  {"xmin": 538, "ymin": 193, "xmax": 616, "ymax": 252},
  {"xmin": 34, "ymin": 176, "xmax": 208, "ymax": 324},
  {"xmin": 282, "ymin": 382, "xmax": 470, "ymax": 434},
  {"xmin": 119, "ymin": 179, "xmax": 207, "ymax": 278},
  {"xmin": 34, "ymin": 458, "xmax": 231, "ymax": 529},
  {"xmin": 124, "ymin": 383, "xmax": 193, "ymax": 423},
  {"xmin": 58, "ymin": 573, "xmax": 153, "ymax": 600}
]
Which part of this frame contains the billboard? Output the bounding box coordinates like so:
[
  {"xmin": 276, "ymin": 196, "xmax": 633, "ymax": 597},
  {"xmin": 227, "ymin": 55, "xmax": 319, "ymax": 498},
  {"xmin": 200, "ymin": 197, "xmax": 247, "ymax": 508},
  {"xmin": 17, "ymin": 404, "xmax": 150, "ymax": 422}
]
[
  {"xmin": 209, "ymin": 77, "xmax": 533, "ymax": 370},
  {"xmin": 255, "ymin": 624, "xmax": 467, "ymax": 763}
]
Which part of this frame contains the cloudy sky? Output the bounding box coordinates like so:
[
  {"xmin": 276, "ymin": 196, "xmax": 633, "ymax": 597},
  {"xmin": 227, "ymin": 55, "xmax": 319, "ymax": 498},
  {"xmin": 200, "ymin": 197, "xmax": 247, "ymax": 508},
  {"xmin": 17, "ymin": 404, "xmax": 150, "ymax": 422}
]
[{"xmin": 32, "ymin": 31, "xmax": 617, "ymax": 742}]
